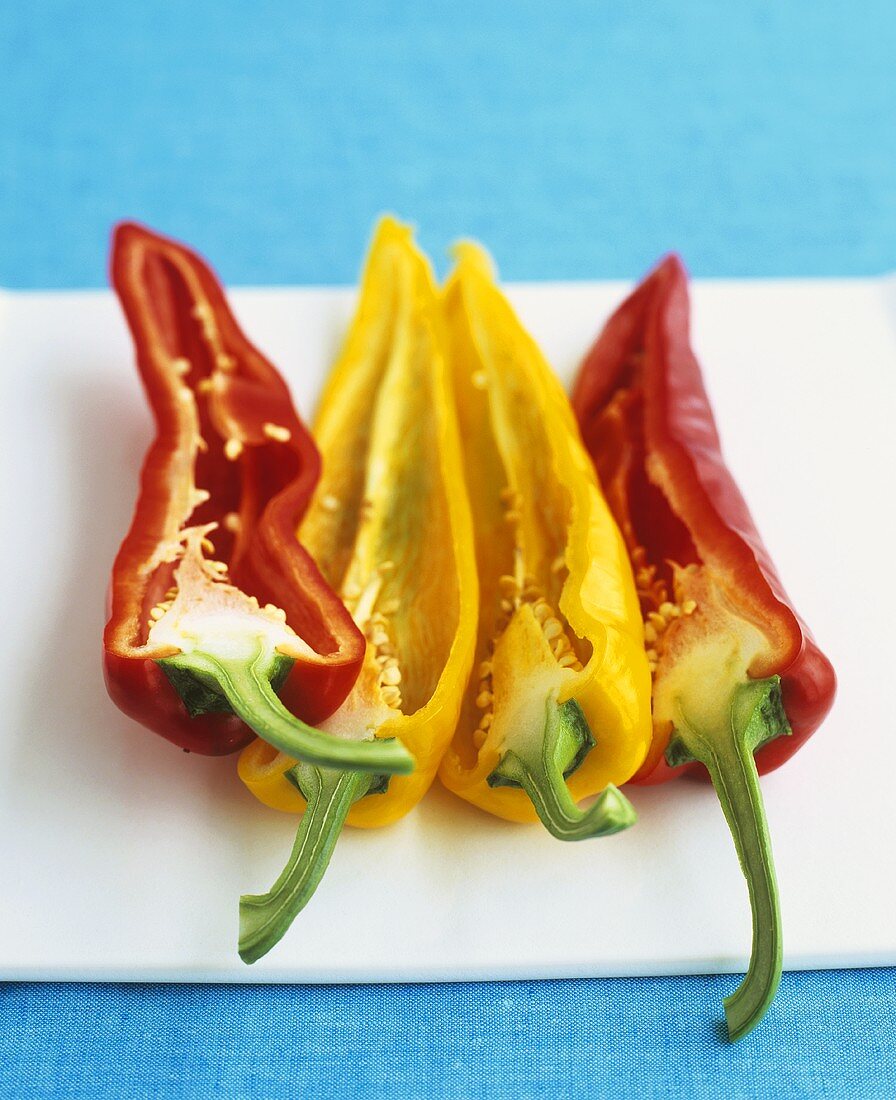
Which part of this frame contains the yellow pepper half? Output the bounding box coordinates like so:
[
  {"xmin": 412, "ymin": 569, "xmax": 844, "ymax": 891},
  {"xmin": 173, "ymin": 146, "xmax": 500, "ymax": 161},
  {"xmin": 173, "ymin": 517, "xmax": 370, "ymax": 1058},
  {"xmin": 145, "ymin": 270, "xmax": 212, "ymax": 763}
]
[
  {"xmin": 237, "ymin": 219, "xmax": 477, "ymax": 961},
  {"xmin": 438, "ymin": 243, "xmax": 652, "ymax": 837}
]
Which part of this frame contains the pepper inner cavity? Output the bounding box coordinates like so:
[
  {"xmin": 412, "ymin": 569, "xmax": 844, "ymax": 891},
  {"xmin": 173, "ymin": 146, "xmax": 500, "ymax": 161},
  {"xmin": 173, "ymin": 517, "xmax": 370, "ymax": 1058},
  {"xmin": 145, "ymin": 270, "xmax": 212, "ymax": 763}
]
[
  {"xmin": 472, "ymin": 485, "xmax": 586, "ymax": 753},
  {"xmin": 595, "ymin": 354, "xmax": 703, "ymax": 681},
  {"xmin": 341, "ymin": 560, "xmax": 404, "ymax": 714},
  {"xmin": 635, "ymin": 549, "xmax": 700, "ymax": 677},
  {"xmin": 145, "ymin": 524, "xmax": 307, "ymax": 662},
  {"xmin": 152, "ymin": 254, "xmax": 300, "ymax": 570},
  {"xmin": 141, "ymin": 259, "xmax": 295, "ymax": 646},
  {"xmin": 145, "ymin": 253, "xmax": 247, "ymax": 563}
]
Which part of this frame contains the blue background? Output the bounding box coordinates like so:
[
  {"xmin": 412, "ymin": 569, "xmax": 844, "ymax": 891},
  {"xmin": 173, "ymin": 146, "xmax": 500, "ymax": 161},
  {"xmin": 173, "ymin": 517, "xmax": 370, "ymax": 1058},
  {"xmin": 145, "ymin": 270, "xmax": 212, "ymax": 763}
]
[
  {"xmin": 3, "ymin": 2, "xmax": 894, "ymax": 1096},
  {"xmin": 2, "ymin": 1, "xmax": 895, "ymax": 290}
]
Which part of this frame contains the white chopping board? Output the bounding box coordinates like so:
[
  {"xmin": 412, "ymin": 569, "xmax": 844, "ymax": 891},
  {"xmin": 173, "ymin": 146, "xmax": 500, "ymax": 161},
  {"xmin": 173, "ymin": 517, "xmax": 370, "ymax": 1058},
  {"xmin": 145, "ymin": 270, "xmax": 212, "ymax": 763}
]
[{"xmin": 0, "ymin": 274, "xmax": 893, "ymax": 983}]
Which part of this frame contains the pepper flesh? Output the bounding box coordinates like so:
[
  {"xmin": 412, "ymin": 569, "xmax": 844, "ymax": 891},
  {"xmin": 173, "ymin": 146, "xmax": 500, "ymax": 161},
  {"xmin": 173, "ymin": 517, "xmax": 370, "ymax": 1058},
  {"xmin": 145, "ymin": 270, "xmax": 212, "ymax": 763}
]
[
  {"xmin": 237, "ymin": 218, "xmax": 477, "ymax": 961},
  {"xmin": 438, "ymin": 243, "xmax": 652, "ymax": 839},
  {"xmin": 103, "ymin": 221, "xmax": 413, "ymax": 778},
  {"xmin": 572, "ymin": 254, "xmax": 836, "ymax": 1039}
]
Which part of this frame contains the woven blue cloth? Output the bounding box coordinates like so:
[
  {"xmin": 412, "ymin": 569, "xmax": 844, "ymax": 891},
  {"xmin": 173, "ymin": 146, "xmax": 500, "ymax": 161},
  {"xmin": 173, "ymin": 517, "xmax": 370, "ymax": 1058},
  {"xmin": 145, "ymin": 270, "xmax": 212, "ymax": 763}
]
[
  {"xmin": 2, "ymin": 1, "xmax": 894, "ymax": 288},
  {"xmin": 3, "ymin": 973, "xmax": 896, "ymax": 1098},
  {"xmin": 3, "ymin": 2, "xmax": 895, "ymax": 1097}
]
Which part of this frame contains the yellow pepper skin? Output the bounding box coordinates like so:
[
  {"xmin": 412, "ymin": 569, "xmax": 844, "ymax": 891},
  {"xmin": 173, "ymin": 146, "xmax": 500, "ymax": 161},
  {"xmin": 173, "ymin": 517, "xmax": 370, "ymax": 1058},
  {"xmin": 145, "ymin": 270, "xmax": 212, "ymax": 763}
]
[
  {"xmin": 236, "ymin": 220, "xmax": 477, "ymax": 961},
  {"xmin": 438, "ymin": 244, "xmax": 652, "ymax": 835}
]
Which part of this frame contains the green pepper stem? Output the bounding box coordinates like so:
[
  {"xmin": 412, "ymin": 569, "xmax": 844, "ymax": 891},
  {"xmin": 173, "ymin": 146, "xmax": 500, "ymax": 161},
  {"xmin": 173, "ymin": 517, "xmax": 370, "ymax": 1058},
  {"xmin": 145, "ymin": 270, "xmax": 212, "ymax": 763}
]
[
  {"xmin": 671, "ymin": 677, "xmax": 787, "ymax": 1041},
  {"xmin": 160, "ymin": 645, "xmax": 414, "ymax": 776},
  {"xmin": 490, "ymin": 695, "xmax": 637, "ymax": 841},
  {"xmin": 239, "ymin": 765, "xmax": 372, "ymax": 964},
  {"xmin": 512, "ymin": 764, "xmax": 634, "ymax": 841}
]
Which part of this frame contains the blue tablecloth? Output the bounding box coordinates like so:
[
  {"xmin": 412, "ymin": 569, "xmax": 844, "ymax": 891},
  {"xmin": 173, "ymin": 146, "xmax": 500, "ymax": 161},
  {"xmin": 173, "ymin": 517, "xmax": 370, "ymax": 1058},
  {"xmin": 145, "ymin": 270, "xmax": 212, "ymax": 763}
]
[{"xmin": 3, "ymin": 3, "xmax": 894, "ymax": 1096}]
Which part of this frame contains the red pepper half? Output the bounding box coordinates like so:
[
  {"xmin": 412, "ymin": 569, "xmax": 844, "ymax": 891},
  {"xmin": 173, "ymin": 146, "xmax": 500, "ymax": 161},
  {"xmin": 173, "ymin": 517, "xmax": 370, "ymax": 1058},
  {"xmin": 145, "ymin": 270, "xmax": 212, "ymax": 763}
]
[
  {"xmin": 103, "ymin": 222, "xmax": 413, "ymax": 777},
  {"xmin": 572, "ymin": 255, "xmax": 836, "ymax": 1039}
]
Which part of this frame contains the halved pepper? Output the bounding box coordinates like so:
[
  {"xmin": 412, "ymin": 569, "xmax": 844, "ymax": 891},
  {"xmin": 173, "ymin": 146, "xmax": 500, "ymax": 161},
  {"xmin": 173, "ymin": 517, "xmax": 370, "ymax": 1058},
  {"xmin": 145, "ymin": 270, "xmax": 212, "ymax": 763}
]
[
  {"xmin": 438, "ymin": 244, "xmax": 652, "ymax": 838},
  {"xmin": 237, "ymin": 218, "xmax": 478, "ymax": 962},
  {"xmin": 572, "ymin": 255, "xmax": 836, "ymax": 1039},
  {"xmin": 104, "ymin": 222, "xmax": 412, "ymax": 777}
]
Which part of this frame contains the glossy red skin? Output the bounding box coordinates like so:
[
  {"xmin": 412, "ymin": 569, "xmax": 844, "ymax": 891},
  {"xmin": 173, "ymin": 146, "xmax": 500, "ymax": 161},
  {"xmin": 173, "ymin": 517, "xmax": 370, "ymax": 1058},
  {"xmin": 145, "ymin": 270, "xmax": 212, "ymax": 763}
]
[
  {"xmin": 103, "ymin": 222, "xmax": 365, "ymax": 755},
  {"xmin": 572, "ymin": 255, "xmax": 836, "ymax": 783}
]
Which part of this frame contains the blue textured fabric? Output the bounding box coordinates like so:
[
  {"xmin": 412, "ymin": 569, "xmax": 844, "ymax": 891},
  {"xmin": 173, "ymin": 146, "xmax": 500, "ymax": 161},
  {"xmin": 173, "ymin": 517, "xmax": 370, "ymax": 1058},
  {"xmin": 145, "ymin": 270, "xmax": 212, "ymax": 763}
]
[
  {"xmin": 1, "ymin": 1, "xmax": 894, "ymax": 289},
  {"xmin": 3, "ymin": 3, "xmax": 895, "ymax": 1097},
  {"xmin": 3, "ymin": 973, "xmax": 896, "ymax": 1099}
]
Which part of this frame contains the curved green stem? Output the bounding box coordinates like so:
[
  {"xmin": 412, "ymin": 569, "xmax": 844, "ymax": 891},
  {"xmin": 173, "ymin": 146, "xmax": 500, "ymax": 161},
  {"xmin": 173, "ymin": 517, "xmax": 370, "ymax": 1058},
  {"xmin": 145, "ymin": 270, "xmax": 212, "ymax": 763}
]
[
  {"xmin": 489, "ymin": 695, "xmax": 637, "ymax": 841},
  {"xmin": 239, "ymin": 764, "xmax": 373, "ymax": 964},
  {"xmin": 669, "ymin": 676, "xmax": 789, "ymax": 1041},
  {"xmin": 159, "ymin": 643, "xmax": 414, "ymax": 776}
]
